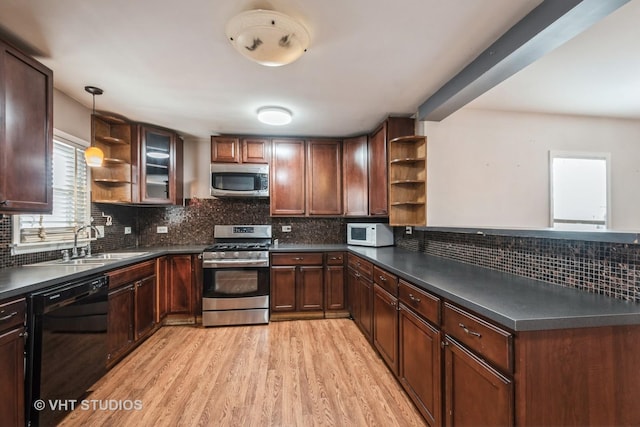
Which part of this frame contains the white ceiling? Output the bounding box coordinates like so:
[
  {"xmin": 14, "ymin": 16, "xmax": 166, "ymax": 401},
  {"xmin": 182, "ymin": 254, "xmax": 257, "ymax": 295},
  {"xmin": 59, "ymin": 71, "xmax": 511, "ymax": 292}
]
[{"xmin": 1, "ymin": 0, "xmax": 635, "ymax": 141}]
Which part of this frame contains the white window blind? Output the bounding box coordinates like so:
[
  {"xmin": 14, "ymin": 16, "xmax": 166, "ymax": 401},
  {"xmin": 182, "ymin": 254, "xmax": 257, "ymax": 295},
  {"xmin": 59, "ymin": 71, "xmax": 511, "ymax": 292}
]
[{"xmin": 12, "ymin": 132, "xmax": 91, "ymax": 253}]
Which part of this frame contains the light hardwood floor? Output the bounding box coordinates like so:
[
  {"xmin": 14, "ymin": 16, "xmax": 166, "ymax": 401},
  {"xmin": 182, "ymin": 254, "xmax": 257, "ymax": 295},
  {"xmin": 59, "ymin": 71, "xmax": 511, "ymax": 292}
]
[{"xmin": 60, "ymin": 319, "xmax": 427, "ymax": 427}]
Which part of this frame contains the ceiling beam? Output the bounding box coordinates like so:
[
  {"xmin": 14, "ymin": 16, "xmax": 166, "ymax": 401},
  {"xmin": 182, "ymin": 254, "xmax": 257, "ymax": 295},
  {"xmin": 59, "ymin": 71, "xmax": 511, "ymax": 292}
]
[{"xmin": 417, "ymin": 0, "xmax": 630, "ymax": 121}]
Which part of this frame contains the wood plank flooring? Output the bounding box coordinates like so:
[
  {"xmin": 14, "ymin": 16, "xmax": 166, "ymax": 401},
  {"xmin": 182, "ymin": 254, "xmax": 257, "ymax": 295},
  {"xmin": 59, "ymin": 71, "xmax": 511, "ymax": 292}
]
[{"xmin": 60, "ymin": 319, "xmax": 426, "ymax": 427}]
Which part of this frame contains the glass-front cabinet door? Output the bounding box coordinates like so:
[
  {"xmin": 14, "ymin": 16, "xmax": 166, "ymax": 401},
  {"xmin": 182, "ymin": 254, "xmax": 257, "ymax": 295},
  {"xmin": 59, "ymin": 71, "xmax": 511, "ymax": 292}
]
[{"xmin": 140, "ymin": 126, "xmax": 176, "ymax": 204}]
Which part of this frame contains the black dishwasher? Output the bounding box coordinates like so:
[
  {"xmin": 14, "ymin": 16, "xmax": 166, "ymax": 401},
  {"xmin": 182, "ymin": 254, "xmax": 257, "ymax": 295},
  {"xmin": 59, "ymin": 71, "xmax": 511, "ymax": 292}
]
[{"xmin": 26, "ymin": 274, "xmax": 109, "ymax": 426}]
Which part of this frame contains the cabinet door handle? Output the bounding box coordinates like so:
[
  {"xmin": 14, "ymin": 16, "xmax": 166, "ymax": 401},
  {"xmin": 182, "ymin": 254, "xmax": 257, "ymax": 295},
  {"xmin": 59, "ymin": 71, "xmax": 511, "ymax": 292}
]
[
  {"xmin": 408, "ymin": 294, "xmax": 421, "ymax": 303},
  {"xmin": 379, "ymin": 275, "xmax": 387, "ymax": 282},
  {"xmin": 389, "ymin": 300, "xmax": 396, "ymax": 308},
  {"xmin": 354, "ymin": 272, "xmax": 361, "ymax": 278},
  {"xmin": 459, "ymin": 323, "xmax": 482, "ymax": 338},
  {"xmin": 0, "ymin": 311, "xmax": 18, "ymax": 322}
]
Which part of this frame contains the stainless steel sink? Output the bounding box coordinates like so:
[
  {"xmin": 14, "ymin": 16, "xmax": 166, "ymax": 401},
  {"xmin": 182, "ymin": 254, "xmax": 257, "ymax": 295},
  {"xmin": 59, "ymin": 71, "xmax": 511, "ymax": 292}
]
[{"xmin": 25, "ymin": 251, "xmax": 148, "ymax": 267}]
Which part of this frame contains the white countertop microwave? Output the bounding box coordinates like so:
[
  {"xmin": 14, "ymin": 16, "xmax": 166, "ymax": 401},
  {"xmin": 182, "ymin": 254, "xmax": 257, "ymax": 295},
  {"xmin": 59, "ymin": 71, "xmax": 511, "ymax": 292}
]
[
  {"xmin": 347, "ymin": 223, "xmax": 394, "ymax": 247},
  {"xmin": 210, "ymin": 163, "xmax": 269, "ymax": 198}
]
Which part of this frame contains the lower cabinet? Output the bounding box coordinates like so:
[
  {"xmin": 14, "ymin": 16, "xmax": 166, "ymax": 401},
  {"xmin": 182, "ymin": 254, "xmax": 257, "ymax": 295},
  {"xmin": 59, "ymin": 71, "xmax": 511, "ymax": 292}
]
[
  {"xmin": 106, "ymin": 260, "xmax": 157, "ymax": 366},
  {"xmin": 347, "ymin": 254, "xmax": 374, "ymax": 342},
  {"xmin": 399, "ymin": 304, "xmax": 441, "ymax": 426},
  {"xmin": 0, "ymin": 298, "xmax": 26, "ymax": 427},
  {"xmin": 444, "ymin": 336, "xmax": 513, "ymax": 427},
  {"xmin": 373, "ymin": 283, "xmax": 399, "ymax": 374},
  {"xmin": 324, "ymin": 252, "xmax": 347, "ymax": 316},
  {"xmin": 166, "ymin": 254, "xmax": 196, "ymax": 323},
  {"xmin": 271, "ymin": 253, "xmax": 324, "ymax": 318}
]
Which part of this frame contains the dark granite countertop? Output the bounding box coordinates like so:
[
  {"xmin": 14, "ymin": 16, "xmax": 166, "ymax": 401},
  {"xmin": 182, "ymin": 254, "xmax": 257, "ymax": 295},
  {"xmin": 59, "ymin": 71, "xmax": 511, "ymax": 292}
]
[
  {"xmin": 0, "ymin": 246, "xmax": 207, "ymax": 300},
  {"xmin": 4, "ymin": 243, "xmax": 640, "ymax": 332},
  {"xmin": 348, "ymin": 246, "xmax": 640, "ymax": 332}
]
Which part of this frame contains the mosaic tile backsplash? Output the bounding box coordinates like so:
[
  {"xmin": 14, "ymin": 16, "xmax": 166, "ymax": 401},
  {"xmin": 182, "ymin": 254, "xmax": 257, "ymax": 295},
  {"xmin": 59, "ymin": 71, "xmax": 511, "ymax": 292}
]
[
  {"xmin": 3, "ymin": 199, "xmax": 639, "ymax": 304},
  {"xmin": 395, "ymin": 229, "xmax": 640, "ymax": 302}
]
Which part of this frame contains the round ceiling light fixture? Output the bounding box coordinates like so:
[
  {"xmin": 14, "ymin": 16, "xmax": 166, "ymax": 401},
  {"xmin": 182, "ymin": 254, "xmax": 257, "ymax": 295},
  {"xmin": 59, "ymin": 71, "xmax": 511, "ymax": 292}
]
[
  {"xmin": 225, "ymin": 9, "xmax": 310, "ymax": 67},
  {"xmin": 257, "ymin": 106, "xmax": 292, "ymax": 125}
]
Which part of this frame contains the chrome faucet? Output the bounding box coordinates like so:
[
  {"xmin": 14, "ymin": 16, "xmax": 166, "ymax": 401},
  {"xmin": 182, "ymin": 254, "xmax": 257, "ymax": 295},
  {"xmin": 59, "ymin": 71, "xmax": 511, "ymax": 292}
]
[{"xmin": 73, "ymin": 224, "xmax": 101, "ymax": 258}]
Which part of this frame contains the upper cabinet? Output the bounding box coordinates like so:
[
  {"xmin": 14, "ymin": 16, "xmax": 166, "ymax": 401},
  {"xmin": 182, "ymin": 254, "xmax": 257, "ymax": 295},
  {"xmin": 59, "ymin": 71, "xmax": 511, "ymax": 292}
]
[
  {"xmin": 91, "ymin": 114, "xmax": 136, "ymax": 203},
  {"xmin": 270, "ymin": 139, "xmax": 306, "ymax": 216},
  {"xmin": 211, "ymin": 136, "xmax": 270, "ymax": 164},
  {"xmin": 388, "ymin": 136, "xmax": 426, "ymax": 226},
  {"xmin": 90, "ymin": 116, "xmax": 183, "ymax": 205},
  {"xmin": 140, "ymin": 125, "xmax": 183, "ymax": 205},
  {"xmin": 368, "ymin": 117, "xmax": 415, "ymax": 217},
  {"xmin": 270, "ymin": 139, "xmax": 342, "ymax": 216},
  {"xmin": 343, "ymin": 135, "xmax": 369, "ymax": 217},
  {"xmin": 0, "ymin": 39, "xmax": 53, "ymax": 214}
]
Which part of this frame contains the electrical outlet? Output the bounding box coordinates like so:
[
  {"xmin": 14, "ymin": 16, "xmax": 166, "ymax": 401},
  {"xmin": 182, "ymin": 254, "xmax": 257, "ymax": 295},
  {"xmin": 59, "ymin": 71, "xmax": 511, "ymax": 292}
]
[
  {"xmin": 96, "ymin": 225, "xmax": 105, "ymax": 238},
  {"xmin": 282, "ymin": 225, "xmax": 292, "ymax": 232},
  {"xmin": 157, "ymin": 226, "xmax": 168, "ymax": 234},
  {"xmin": 405, "ymin": 226, "xmax": 413, "ymax": 235},
  {"xmin": 124, "ymin": 226, "xmax": 132, "ymax": 235}
]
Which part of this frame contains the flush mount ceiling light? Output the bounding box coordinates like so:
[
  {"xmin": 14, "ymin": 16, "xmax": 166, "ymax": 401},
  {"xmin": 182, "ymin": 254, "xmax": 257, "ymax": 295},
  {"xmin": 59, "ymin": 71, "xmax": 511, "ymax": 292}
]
[
  {"xmin": 84, "ymin": 86, "xmax": 105, "ymax": 167},
  {"xmin": 225, "ymin": 9, "xmax": 310, "ymax": 67},
  {"xmin": 257, "ymin": 107, "xmax": 292, "ymax": 125}
]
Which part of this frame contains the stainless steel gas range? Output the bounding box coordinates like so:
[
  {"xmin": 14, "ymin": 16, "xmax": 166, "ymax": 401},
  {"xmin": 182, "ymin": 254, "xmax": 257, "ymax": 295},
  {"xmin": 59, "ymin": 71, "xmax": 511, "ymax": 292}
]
[{"xmin": 201, "ymin": 225, "xmax": 271, "ymax": 327}]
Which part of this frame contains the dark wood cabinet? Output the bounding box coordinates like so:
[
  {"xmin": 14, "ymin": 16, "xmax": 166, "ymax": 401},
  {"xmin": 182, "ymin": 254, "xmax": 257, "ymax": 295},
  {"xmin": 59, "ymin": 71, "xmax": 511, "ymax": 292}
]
[
  {"xmin": 0, "ymin": 39, "xmax": 53, "ymax": 214},
  {"xmin": 270, "ymin": 253, "xmax": 324, "ymax": 319},
  {"xmin": 134, "ymin": 275, "xmax": 156, "ymax": 340},
  {"xmin": 271, "ymin": 139, "xmax": 342, "ymax": 216},
  {"xmin": 107, "ymin": 284, "xmax": 134, "ymax": 364},
  {"xmin": 306, "ymin": 139, "xmax": 342, "ymax": 215},
  {"xmin": 444, "ymin": 336, "xmax": 514, "ymax": 427},
  {"xmin": 343, "ymin": 135, "xmax": 369, "ymax": 216},
  {"xmin": 156, "ymin": 256, "xmax": 168, "ymax": 322},
  {"xmin": 0, "ymin": 298, "xmax": 25, "ymax": 427},
  {"xmin": 399, "ymin": 304, "xmax": 442, "ymax": 426},
  {"xmin": 270, "ymin": 266, "xmax": 297, "ymax": 312},
  {"xmin": 368, "ymin": 117, "xmax": 415, "ymax": 216},
  {"xmin": 373, "ymin": 283, "xmax": 399, "ymax": 375},
  {"xmin": 324, "ymin": 252, "xmax": 346, "ymax": 315},
  {"xmin": 211, "ymin": 136, "xmax": 270, "ymax": 164},
  {"xmin": 140, "ymin": 125, "xmax": 182, "ymax": 205},
  {"xmin": 168, "ymin": 255, "xmax": 195, "ymax": 317},
  {"xmin": 347, "ymin": 254, "xmax": 374, "ymax": 342},
  {"xmin": 107, "ymin": 260, "xmax": 157, "ymax": 366},
  {"xmin": 270, "ymin": 139, "xmax": 306, "ymax": 215}
]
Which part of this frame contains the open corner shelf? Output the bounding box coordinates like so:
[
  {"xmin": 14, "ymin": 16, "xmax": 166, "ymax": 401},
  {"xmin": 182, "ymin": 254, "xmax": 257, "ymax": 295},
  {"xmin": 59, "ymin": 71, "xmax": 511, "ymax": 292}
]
[{"xmin": 388, "ymin": 135, "xmax": 427, "ymax": 226}]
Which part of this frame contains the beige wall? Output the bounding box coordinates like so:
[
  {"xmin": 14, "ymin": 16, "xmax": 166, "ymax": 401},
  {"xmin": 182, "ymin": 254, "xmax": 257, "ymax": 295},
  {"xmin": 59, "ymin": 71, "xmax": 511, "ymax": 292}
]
[
  {"xmin": 53, "ymin": 89, "xmax": 91, "ymax": 141},
  {"xmin": 422, "ymin": 108, "xmax": 640, "ymax": 231}
]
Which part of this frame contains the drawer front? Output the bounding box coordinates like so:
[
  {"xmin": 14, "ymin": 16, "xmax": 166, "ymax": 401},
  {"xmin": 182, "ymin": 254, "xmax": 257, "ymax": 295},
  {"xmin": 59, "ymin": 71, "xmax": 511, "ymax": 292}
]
[
  {"xmin": 373, "ymin": 266, "xmax": 398, "ymax": 296},
  {"xmin": 325, "ymin": 252, "xmax": 345, "ymax": 265},
  {"xmin": 443, "ymin": 302, "xmax": 513, "ymax": 374},
  {"xmin": 108, "ymin": 260, "xmax": 156, "ymax": 289},
  {"xmin": 398, "ymin": 280, "xmax": 440, "ymax": 325},
  {"xmin": 271, "ymin": 253, "xmax": 324, "ymax": 266},
  {"xmin": 347, "ymin": 254, "xmax": 373, "ymax": 280},
  {"xmin": 0, "ymin": 298, "xmax": 25, "ymax": 331}
]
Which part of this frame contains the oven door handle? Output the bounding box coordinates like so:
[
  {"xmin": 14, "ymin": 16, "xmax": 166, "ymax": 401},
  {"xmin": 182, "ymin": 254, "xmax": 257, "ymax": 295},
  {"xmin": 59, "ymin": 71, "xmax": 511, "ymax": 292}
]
[{"xmin": 202, "ymin": 260, "xmax": 269, "ymax": 268}]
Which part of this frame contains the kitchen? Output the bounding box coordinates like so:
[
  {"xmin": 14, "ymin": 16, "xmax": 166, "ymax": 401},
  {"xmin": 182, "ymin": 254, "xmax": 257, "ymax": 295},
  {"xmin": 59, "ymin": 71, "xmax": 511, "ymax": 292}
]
[{"xmin": 2, "ymin": 0, "xmax": 640, "ymax": 426}]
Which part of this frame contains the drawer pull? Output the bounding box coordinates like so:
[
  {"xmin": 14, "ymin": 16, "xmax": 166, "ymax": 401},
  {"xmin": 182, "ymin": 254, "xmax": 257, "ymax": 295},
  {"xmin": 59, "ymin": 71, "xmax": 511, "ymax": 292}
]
[
  {"xmin": 354, "ymin": 272, "xmax": 361, "ymax": 278},
  {"xmin": 459, "ymin": 323, "xmax": 482, "ymax": 338},
  {"xmin": 0, "ymin": 200, "xmax": 7, "ymax": 206},
  {"xmin": 408, "ymin": 294, "xmax": 421, "ymax": 303},
  {"xmin": 0, "ymin": 311, "xmax": 18, "ymax": 322},
  {"xmin": 389, "ymin": 300, "xmax": 396, "ymax": 307},
  {"xmin": 293, "ymin": 257, "xmax": 304, "ymax": 261},
  {"xmin": 330, "ymin": 256, "xmax": 341, "ymax": 260},
  {"xmin": 379, "ymin": 275, "xmax": 387, "ymax": 282}
]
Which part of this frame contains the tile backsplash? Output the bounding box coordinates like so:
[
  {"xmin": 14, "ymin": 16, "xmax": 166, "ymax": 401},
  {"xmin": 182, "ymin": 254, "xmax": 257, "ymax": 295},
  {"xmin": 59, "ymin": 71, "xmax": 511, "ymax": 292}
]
[
  {"xmin": 3, "ymin": 200, "xmax": 639, "ymax": 304},
  {"xmin": 395, "ymin": 229, "xmax": 640, "ymax": 302}
]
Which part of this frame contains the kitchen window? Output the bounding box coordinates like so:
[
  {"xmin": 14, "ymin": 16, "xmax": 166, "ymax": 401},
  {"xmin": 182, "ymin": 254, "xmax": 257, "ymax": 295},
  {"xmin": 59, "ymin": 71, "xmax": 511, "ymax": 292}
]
[
  {"xmin": 11, "ymin": 130, "xmax": 91, "ymax": 255},
  {"xmin": 549, "ymin": 151, "xmax": 610, "ymax": 230}
]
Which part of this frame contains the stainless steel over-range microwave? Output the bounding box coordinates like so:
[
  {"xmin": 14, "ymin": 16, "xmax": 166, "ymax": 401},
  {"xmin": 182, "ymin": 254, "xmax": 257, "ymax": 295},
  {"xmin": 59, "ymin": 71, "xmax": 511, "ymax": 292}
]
[{"xmin": 210, "ymin": 163, "xmax": 269, "ymax": 198}]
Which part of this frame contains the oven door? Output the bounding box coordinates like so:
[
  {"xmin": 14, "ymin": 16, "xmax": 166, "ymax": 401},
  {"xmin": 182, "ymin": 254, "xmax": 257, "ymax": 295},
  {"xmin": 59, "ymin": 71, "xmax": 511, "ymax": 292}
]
[{"xmin": 203, "ymin": 267, "xmax": 269, "ymax": 299}]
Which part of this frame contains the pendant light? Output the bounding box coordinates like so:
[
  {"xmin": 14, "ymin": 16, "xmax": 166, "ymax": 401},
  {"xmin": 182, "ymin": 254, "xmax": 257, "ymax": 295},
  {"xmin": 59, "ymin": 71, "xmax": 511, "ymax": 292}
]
[{"xmin": 84, "ymin": 86, "xmax": 105, "ymax": 167}]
